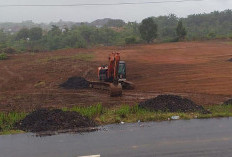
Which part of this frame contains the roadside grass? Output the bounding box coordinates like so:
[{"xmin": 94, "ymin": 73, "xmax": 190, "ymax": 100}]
[
  {"xmin": 96, "ymin": 105, "xmax": 196, "ymax": 124},
  {"xmin": 62, "ymin": 103, "xmax": 103, "ymax": 119},
  {"xmin": 0, "ymin": 112, "xmax": 27, "ymax": 134},
  {"xmin": 0, "ymin": 52, "xmax": 7, "ymax": 60},
  {"xmin": 1, "ymin": 104, "xmax": 232, "ymax": 135},
  {"xmin": 64, "ymin": 104, "xmax": 232, "ymax": 124},
  {"xmin": 198, "ymin": 105, "xmax": 232, "ymax": 118}
]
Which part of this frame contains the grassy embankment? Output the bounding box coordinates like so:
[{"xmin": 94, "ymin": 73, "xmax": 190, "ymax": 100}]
[{"xmin": 1, "ymin": 104, "xmax": 232, "ymax": 135}]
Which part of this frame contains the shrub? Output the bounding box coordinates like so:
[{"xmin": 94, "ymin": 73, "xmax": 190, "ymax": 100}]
[
  {"xmin": 207, "ymin": 32, "xmax": 216, "ymax": 39},
  {"xmin": 125, "ymin": 36, "xmax": 137, "ymax": 44},
  {"xmin": 229, "ymin": 33, "xmax": 232, "ymax": 39},
  {"xmin": 4, "ymin": 47, "xmax": 16, "ymax": 53},
  {"xmin": 0, "ymin": 53, "xmax": 7, "ymax": 60}
]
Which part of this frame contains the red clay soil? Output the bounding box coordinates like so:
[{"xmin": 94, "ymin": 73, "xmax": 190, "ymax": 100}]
[{"xmin": 1, "ymin": 41, "xmax": 232, "ymax": 112}]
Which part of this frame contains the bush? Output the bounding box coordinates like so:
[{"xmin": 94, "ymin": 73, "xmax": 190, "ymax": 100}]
[
  {"xmin": 0, "ymin": 53, "xmax": 7, "ymax": 60},
  {"xmin": 207, "ymin": 32, "xmax": 216, "ymax": 39},
  {"xmin": 229, "ymin": 33, "xmax": 232, "ymax": 39},
  {"xmin": 4, "ymin": 47, "xmax": 16, "ymax": 53},
  {"xmin": 125, "ymin": 36, "xmax": 137, "ymax": 44}
]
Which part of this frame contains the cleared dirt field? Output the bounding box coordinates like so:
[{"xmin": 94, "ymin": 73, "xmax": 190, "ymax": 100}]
[{"xmin": 0, "ymin": 41, "xmax": 232, "ymax": 112}]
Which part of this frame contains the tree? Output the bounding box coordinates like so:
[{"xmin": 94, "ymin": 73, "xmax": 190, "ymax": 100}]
[
  {"xmin": 49, "ymin": 25, "xmax": 62, "ymax": 36},
  {"xmin": 139, "ymin": 17, "xmax": 158, "ymax": 43},
  {"xmin": 105, "ymin": 19, "xmax": 126, "ymax": 27},
  {"xmin": 16, "ymin": 28, "xmax": 29, "ymax": 40},
  {"xmin": 153, "ymin": 14, "xmax": 178, "ymax": 40},
  {"xmin": 78, "ymin": 25, "xmax": 97, "ymax": 44},
  {"xmin": 176, "ymin": 20, "xmax": 187, "ymax": 40},
  {"xmin": 29, "ymin": 27, "xmax": 43, "ymax": 40},
  {"xmin": 125, "ymin": 36, "xmax": 136, "ymax": 44}
]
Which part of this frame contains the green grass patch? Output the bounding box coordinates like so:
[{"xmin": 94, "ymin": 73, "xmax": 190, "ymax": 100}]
[
  {"xmin": 72, "ymin": 53, "xmax": 94, "ymax": 61},
  {"xmin": 38, "ymin": 53, "xmax": 94, "ymax": 64},
  {"xmin": 63, "ymin": 103, "xmax": 103, "ymax": 119},
  {"xmin": 0, "ymin": 130, "xmax": 24, "ymax": 135},
  {"xmin": 0, "ymin": 52, "xmax": 7, "ymax": 60},
  {"xmin": 0, "ymin": 112, "xmax": 27, "ymax": 134},
  {"xmin": 198, "ymin": 105, "xmax": 232, "ymax": 119},
  {"xmin": 97, "ymin": 104, "xmax": 195, "ymax": 124}
]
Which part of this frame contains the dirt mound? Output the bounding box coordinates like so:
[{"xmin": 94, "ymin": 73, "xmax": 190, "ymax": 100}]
[
  {"xmin": 60, "ymin": 76, "xmax": 89, "ymax": 89},
  {"xmin": 222, "ymin": 98, "xmax": 232, "ymax": 105},
  {"xmin": 228, "ymin": 58, "xmax": 232, "ymax": 62},
  {"xmin": 16, "ymin": 109, "xmax": 96, "ymax": 132},
  {"xmin": 139, "ymin": 95, "xmax": 209, "ymax": 113}
]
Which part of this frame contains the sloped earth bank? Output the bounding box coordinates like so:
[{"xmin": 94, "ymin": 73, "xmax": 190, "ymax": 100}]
[
  {"xmin": 15, "ymin": 109, "xmax": 97, "ymax": 133},
  {"xmin": 139, "ymin": 95, "xmax": 210, "ymax": 114},
  {"xmin": 0, "ymin": 41, "xmax": 232, "ymax": 112}
]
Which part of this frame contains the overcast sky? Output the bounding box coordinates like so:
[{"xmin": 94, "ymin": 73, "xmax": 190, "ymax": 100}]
[{"xmin": 0, "ymin": 0, "xmax": 231, "ymax": 23}]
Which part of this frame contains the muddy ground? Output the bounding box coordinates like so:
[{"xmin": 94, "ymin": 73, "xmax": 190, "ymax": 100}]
[{"xmin": 0, "ymin": 40, "xmax": 232, "ymax": 112}]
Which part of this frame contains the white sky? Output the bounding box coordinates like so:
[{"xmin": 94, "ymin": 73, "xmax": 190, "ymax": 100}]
[{"xmin": 0, "ymin": 0, "xmax": 231, "ymax": 23}]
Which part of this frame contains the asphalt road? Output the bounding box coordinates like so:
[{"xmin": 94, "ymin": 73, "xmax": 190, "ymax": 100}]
[{"xmin": 1, "ymin": 118, "xmax": 232, "ymax": 157}]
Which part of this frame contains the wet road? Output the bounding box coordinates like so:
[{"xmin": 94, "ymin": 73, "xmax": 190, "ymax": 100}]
[{"xmin": 1, "ymin": 118, "xmax": 232, "ymax": 157}]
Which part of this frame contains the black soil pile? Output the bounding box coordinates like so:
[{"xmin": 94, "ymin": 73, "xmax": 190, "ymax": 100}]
[
  {"xmin": 139, "ymin": 95, "xmax": 209, "ymax": 114},
  {"xmin": 15, "ymin": 109, "xmax": 96, "ymax": 132},
  {"xmin": 223, "ymin": 98, "xmax": 232, "ymax": 105},
  {"xmin": 228, "ymin": 58, "xmax": 232, "ymax": 62},
  {"xmin": 60, "ymin": 76, "xmax": 89, "ymax": 89}
]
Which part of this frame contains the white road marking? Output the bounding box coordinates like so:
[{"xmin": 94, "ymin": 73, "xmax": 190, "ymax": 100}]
[{"xmin": 78, "ymin": 155, "xmax": 100, "ymax": 157}]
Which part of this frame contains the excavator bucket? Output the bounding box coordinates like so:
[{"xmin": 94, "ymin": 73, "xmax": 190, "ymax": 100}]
[
  {"xmin": 109, "ymin": 83, "xmax": 122, "ymax": 97},
  {"xmin": 120, "ymin": 80, "xmax": 135, "ymax": 90}
]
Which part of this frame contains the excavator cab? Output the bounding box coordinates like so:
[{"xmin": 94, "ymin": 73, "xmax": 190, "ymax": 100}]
[
  {"xmin": 98, "ymin": 66, "xmax": 108, "ymax": 81},
  {"xmin": 118, "ymin": 61, "xmax": 126, "ymax": 81}
]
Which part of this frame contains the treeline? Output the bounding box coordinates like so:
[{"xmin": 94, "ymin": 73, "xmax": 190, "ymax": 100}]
[
  {"xmin": 0, "ymin": 10, "xmax": 231, "ymax": 53},
  {"xmin": 0, "ymin": 24, "xmax": 140, "ymax": 52},
  {"xmin": 153, "ymin": 10, "xmax": 232, "ymax": 41}
]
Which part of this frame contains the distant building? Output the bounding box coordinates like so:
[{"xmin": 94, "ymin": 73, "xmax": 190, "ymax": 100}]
[{"xmin": 96, "ymin": 25, "xmax": 103, "ymax": 28}]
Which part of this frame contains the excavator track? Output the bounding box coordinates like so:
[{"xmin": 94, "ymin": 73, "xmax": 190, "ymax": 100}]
[
  {"xmin": 120, "ymin": 80, "xmax": 135, "ymax": 90},
  {"xmin": 89, "ymin": 81, "xmax": 110, "ymax": 90},
  {"xmin": 89, "ymin": 81, "xmax": 122, "ymax": 97},
  {"xmin": 89, "ymin": 80, "xmax": 134, "ymax": 97}
]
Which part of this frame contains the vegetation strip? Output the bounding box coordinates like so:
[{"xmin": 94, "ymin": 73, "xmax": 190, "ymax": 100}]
[
  {"xmin": 1, "ymin": 104, "xmax": 232, "ymax": 135},
  {"xmin": 0, "ymin": 10, "xmax": 231, "ymax": 53},
  {"xmin": 0, "ymin": 53, "xmax": 7, "ymax": 60}
]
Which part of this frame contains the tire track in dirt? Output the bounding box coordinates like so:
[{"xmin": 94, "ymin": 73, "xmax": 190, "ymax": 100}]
[
  {"xmin": 3, "ymin": 65, "xmax": 24, "ymax": 81},
  {"xmin": 0, "ymin": 76, "xmax": 8, "ymax": 87}
]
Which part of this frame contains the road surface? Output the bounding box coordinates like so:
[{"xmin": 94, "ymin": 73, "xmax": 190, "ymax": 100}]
[{"xmin": 1, "ymin": 118, "xmax": 232, "ymax": 157}]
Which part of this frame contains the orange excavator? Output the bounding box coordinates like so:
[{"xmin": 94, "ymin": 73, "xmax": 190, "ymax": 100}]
[{"xmin": 90, "ymin": 52, "xmax": 134, "ymax": 97}]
